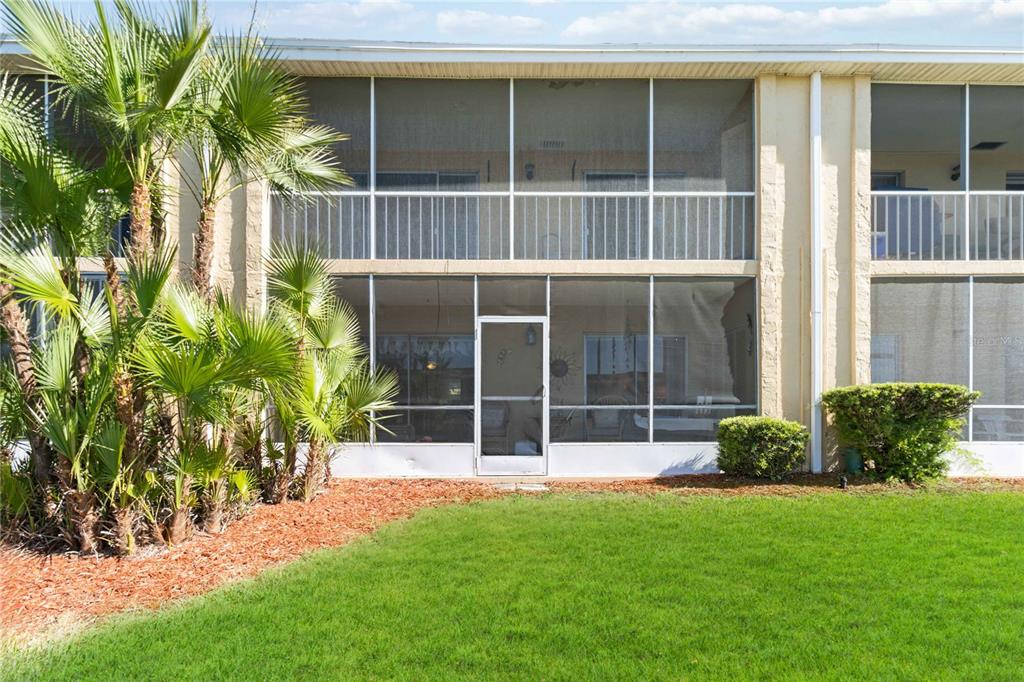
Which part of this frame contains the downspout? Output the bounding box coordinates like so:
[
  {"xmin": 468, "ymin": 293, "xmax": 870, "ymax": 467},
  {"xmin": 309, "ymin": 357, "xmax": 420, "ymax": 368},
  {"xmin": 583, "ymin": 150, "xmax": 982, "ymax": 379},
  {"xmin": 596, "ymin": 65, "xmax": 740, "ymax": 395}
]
[{"xmin": 809, "ymin": 72, "xmax": 824, "ymax": 473}]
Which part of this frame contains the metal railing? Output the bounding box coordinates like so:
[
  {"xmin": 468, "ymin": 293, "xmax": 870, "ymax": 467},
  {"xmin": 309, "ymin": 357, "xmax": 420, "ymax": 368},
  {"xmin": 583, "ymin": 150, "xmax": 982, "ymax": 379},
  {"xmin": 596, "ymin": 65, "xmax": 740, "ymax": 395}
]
[
  {"xmin": 871, "ymin": 191, "xmax": 1024, "ymax": 261},
  {"xmin": 653, "ymin": 194, "xmax": 755, "ymax": 260},
  {"xmin": 377, "ymin": 193, "xmax": 509, "ymax": 260},
  {"xmin": 514, "ymin": 194, "xmax": 647, "ymax": 260},
  {"xmin": 970, "ymin": 193, "xmax": 1024, "ymax": 261},
  {"xmin": 271, "ymin": 192, "xmax": 371, "ymax": 259},
  {"xmin": 271, "ymin": 190, "xmax": 757, "ymax": 261}
]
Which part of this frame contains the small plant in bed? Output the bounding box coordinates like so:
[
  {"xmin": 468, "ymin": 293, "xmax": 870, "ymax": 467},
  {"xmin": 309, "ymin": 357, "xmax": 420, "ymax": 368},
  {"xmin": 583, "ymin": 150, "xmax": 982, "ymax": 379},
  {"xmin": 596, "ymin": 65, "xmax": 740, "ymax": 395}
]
[
  {"xmin": 822, "ymin": 383, "xmax": 979, "ymax": 484},
  {"xmin": 716, "ymin": 416, "xmax": 809, "ymax": 480}
]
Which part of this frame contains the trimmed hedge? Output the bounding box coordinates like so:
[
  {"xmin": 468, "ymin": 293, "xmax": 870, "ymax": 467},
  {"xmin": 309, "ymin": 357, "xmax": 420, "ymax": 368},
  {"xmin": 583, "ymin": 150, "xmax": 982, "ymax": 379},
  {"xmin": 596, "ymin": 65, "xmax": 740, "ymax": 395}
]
[
  {"xmin": 716, "ymin": 416, "xmax": 809, "ymax": 479},
  {"xmin": 821, "ymin": 383, "xmax": 979, "ymax": 483}
]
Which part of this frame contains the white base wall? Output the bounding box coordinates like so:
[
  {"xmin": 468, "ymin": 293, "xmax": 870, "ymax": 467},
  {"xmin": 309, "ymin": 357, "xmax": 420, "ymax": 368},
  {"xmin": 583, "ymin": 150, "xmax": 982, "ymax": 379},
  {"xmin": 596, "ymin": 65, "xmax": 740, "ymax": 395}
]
[
  {"xmin": 329, "ymin": 442, "xmax": 720, "ymax": 478},
  {"xmin": 948, "ymin": 442, "xmax": 1024, "ymax": 477},
  {"xmin": 546, "ymin": 443, "xmax": 719, "ymax": 477},
  {"xmin": 330, "ymin": 444, "xmax": 476, "ymax": 477}
]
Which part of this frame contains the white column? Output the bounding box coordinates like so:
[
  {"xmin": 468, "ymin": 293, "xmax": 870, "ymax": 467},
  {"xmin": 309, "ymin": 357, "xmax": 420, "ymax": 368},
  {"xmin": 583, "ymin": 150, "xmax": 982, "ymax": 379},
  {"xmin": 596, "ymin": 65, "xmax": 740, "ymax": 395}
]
[
  {"xmin": 648, "ymin": 78, "xmax": 655, "ymax": 260},
  {"xmin": 809, "ymin": 72, "xmax": 824, "ymax": 473},
  {"xmin": 509, "ymin": 78, "xmax": 515, "ymax": 260},
  {"xmin": 369, "ymin": 77, "xmax": 377, "ymax": 260}
]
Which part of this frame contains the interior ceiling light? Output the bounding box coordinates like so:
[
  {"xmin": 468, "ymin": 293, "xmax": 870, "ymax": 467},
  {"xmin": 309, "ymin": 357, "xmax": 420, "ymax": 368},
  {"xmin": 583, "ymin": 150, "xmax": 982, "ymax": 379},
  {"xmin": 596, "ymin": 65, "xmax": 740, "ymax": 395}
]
[{"xmin": 971, "ymin": 141, "xmax": 1006, "ymax": 150}]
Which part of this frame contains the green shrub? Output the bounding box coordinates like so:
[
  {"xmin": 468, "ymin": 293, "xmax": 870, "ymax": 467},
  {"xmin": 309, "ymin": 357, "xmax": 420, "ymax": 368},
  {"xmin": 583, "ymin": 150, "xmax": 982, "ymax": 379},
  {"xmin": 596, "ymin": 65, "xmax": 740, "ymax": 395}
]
[
  {"xmin": 716, "ymin": 416, "xmax": 810, "ymax": 479},
  {"xmin": 821, "ymin": 383, "xmax": 979, "ymax": 483}
]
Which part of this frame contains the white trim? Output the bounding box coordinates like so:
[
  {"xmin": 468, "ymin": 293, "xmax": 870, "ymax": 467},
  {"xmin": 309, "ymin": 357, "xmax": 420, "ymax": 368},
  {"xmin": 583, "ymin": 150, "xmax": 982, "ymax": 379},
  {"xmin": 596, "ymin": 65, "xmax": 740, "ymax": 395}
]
[
  {"xmin": 809, "ymin": 71, "xmax": 824, "ymax": 474},
  {"xmin": 508, "ymin": 78, "xmax": 515, "ymax": 260},
  {"xmin": 964, "ymin": 84, "xmax": 971, "ymax": 260},
  {"xmin": 475, "ymin": 315, "xmax": 549, "ymax": 475},
  {"xmin": 369, "ymin": 77, "xmax": 377, "ymax": 260},
  {"xmin": 968, "ymin": 274, "xmax": 975, "ymax": 440},
  {"xmin": 368, "ymin": 273, "xmax": 376, "ymax": 444},
  {"xmin": 648, "ymin": 276, "xmax": 655, "ymax": 444},
  {"xmin": 245, "ymin": 39, "xmax": 1024, "ymax": 64},
  {"xmin": 647, "ymin": 78, "xmax": 655, "ymax": 262}
]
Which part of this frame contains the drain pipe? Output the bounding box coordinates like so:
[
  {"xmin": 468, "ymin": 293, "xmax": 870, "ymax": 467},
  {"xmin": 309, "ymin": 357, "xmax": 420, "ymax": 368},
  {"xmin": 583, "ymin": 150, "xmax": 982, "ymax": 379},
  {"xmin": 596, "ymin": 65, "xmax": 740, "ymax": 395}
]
[{"xmin": 809, "ymin": 72, "xmax": 824, "ymax": 473}]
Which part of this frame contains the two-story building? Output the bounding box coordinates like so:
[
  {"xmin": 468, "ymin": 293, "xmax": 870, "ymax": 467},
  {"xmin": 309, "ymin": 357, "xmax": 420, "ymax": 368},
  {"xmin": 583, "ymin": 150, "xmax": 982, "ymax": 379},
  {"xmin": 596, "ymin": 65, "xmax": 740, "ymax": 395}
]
[{"xmin": 3, "ymin": 41, "xmax": 1023, "ymax": 477}]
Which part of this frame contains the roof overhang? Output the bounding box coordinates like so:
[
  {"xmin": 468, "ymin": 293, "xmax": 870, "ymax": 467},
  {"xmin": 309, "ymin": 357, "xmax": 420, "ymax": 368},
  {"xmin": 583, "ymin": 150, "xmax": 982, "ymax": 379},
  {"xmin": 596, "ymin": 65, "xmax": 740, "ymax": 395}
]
[{"xmin": 4, "ymin": 38, "xmax": 1023, "ymax": 83}]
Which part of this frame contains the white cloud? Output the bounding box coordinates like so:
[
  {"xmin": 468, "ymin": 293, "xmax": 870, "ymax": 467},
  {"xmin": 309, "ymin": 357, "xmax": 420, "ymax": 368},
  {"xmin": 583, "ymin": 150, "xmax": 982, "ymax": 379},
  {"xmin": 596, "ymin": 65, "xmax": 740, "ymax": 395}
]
[
  {"xmin": 561, "ymin": 0, "xmax": 1022, "ymax": 42},
  {"xmin": 214, "ymin": 0, "xmax": 421, "ymax": 38},
  {"xmin": 437, "ymin": 9, "xmax": 547, "ymax": 35}
]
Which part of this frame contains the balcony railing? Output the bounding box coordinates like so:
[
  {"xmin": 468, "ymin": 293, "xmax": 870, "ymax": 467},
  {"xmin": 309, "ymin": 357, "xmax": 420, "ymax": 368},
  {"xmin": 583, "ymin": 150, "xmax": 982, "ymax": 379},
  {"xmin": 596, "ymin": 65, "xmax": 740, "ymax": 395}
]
[
  {"xmin": 970, "ymin": 193, "xmax": 1024, "ymax": 261},
  {"xmin": 271, "ymin": 191, "xmax": 756, "ymax": 261},
  {"xmin": 653, "ymin": 194, "xmax": 755, "ymax": 260},
  {"xmin": 272, "ymin": 192, "xmax": 371, "ymax": 259},
  {"xmin": 871, "ymin": 191, "xmax": 1024, "ymax": 261},
  {"xmin": 514, "ymin": 194, "xmax": 647, "ymax": 260},
  {"xmin": 379, "ymin": 194, "xmax": 509, "ymax": 260}
]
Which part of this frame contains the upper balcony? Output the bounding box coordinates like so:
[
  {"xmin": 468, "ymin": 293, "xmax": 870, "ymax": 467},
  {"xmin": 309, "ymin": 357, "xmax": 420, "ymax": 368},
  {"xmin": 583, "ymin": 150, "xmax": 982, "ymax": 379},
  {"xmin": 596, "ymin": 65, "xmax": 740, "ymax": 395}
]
[
  {"xmin": 871, "ymin": 84, "xmax": 1024, "ymax": 261},
  {"xmin": 271, "ymin": 78, "xmax": 755, "ymax": 261}
]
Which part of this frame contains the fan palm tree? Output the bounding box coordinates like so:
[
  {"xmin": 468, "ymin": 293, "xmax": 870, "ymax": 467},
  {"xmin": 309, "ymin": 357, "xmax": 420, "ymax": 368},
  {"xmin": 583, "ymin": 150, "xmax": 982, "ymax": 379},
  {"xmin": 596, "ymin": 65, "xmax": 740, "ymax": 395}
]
[
  {"xmin": 0, "ymin": 73, "xmax": 126, "ymax": 486},
  {"xmin": 266, "ymin": 247, "xmax": 396, "ymax": 502},
  {"xmin": 183, "ymin": 35, "xmax": 347, "ymax": 300},
  {"xmin": 4, "ymin": 0, "xmax": 210, "ymax": 258},
  {"xmin": 132, "ymin": 281, "xmax": 295, "ymax": 541}
]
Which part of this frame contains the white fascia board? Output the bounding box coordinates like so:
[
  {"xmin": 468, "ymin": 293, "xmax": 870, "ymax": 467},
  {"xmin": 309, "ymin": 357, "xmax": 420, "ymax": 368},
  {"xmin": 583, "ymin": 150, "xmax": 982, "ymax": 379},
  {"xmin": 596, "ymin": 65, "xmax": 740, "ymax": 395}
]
[
  {"xmin": 3, "ymin": 36, "xmax": 1021, "ymax": 66},
  {"xmin": 266, "ymin": 40, "xmax": 1024, "ymax": 66}
]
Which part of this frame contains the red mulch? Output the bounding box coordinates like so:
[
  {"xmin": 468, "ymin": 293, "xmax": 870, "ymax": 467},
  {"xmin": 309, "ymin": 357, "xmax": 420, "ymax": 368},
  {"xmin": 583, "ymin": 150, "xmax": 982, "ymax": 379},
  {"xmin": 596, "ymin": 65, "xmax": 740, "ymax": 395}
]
[
  {"xmin": 3, "ymin": 475, "xmax": 1024, "ymax": 646},
  {"xmin": 0, "ymin": 479, "xmax": 503, "ymax": 645}
]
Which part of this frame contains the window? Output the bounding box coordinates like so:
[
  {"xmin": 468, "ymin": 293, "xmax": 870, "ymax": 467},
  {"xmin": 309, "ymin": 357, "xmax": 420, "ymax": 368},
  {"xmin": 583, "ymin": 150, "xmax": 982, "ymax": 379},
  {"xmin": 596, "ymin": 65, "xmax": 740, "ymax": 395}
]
[
  {"xmin": 477, "ymin": 277, "xmax": 546, "ymax": 316},
  {"xmin": 515, "ymin": 80, "xmax": 647, "ymax": 192},
  {"xmin": 969, "ymin": 86, "xmax": 1024, "ymax": 192},
  {"xmin": 302, "ymin": 78, "xmax": 371, "ymax": 189},
  {"xmin": 374, "ymin": 277, "xmax": 475, "ymax": 442},
  {"xmin": 375, "ymin": 79, "xmax": 508, "ymax": 192},
  {"xmin": 871, "ymin": 276, "xmax": 1024, "ymax": 442},
  {"xmin": 1007, "ymin": 172, "xmax": 1024, "ymax": 192},
  {"xmin": 653, "ymin": 80, "xmax": 754, "ymax": 192},
  {"xmin": 972, "ymin": 278, "xmax": 1024, "ymax": 406},
  {"xmin": 651, "ymin": 278, "xmax": 757, "ymax": 441},
  {"xmin": 871, "ymin": 171, "xmax": 905, "ymax": 190},
  {"xmin": 872, "ymin": 84, "xmax": 964, "ymax": 191},
  {"xmin": 549, "ymin": 277, "xmax": 649, "ymax": 442},
  {"xmin": 870, "ymin": 278, "xmax": 970, "ymax": 385}
]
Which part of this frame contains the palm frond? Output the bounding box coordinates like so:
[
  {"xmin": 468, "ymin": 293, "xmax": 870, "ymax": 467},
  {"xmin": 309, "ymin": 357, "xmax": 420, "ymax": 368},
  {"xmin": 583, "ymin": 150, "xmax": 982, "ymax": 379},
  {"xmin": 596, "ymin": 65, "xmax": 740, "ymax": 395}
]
[
  {"xmin": 306, "ymin": 298, "xmax": 361, "ymax": 353},
  {"xmin": 158, "ymin": 283, "xmax": 210, "ymax": 344},
  {"xmin": 127, "ymin": 244, "xmax": 176, "ymax": 317},
  {"xmin": 0, "ymin": 237, "xmax": 77, "ymax": 318},
  {"xmin": 266, "ymin": 245, "xmax": 330, "ymax": 321},
  {"xmin": 32, "ymin": 319, "xmax": 77, "ymax": 394}
]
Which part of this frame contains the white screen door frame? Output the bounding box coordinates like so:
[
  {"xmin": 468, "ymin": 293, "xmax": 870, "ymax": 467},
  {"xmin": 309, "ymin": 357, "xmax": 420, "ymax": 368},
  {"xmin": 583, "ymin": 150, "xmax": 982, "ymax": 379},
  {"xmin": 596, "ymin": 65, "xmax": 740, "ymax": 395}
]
[{"xmin": 475, "ymin": 315, "xmax": 549, "ymax": 476}]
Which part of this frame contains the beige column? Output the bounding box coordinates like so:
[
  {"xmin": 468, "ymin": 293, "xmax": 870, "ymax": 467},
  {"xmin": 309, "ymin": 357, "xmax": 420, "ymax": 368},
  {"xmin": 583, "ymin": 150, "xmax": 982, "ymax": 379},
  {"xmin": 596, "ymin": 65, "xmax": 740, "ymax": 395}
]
[
  {"xmin": 756, "ymin": 74, "xmax": 784, "ymax": 418},
  {"xmin": 759, "ymin": 75, "xmax": 812, "ymax": 428},
  {"xmin": 243, "ymin": 180, "xmax": 270, "ymax": 311},
  {"xmin": 850, "ymin": 75, "xmax": 873, "ymax": 385}
]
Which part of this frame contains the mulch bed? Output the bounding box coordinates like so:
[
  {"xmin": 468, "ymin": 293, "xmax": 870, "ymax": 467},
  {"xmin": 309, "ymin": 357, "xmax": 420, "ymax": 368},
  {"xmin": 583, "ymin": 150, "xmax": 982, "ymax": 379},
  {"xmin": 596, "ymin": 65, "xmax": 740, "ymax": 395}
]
[{"xmin": 3, "ymin": 475, "xmax": 1023, "ymax": 646}]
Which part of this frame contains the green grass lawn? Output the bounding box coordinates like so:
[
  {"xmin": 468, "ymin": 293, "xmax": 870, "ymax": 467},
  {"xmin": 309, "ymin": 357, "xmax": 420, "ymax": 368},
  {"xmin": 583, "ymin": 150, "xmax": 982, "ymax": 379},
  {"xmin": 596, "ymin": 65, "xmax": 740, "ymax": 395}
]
[{"xmin": 7, "ymin": 491, "xmax": 1024, "ymax": 681}]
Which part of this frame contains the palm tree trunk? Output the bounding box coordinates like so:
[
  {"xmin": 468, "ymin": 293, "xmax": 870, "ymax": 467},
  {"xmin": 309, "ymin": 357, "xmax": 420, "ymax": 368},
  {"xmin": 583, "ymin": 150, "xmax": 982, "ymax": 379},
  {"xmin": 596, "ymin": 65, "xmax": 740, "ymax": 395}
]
[
  {"xmin": 166, "ymin": 475, "xmax": 193, "ymax": 546},
  {"xmin": 270, "ymin": 442, "xmax": 297, "ymax": 504},
  {"xmin": 301, "ymin": 439, "xmax": 329, "ymax": 502},
  {"xmin": 129, "ymin": 181, "xmax": 153, "ymax": 259},
  {"xmin": 192, "ymin": 201, "xmax": 216, "ymax": 301},
  {"xmin": 66, "ymin": 490, "xmax": 99, "ymax": 555},
  {"xmin": 203, "ymin": 481, "xmax": 227, "ymax": 534},
  {"xmin": 0, "ymin": 282, "xmax": 49, "ymax": 485},
  {"xmin": 103, "ymin": 252, "xmax": 126, "ymax": 319},
  {"xmin": 112, "ymin": 507, "xmax": 137, "ymax": 556}
]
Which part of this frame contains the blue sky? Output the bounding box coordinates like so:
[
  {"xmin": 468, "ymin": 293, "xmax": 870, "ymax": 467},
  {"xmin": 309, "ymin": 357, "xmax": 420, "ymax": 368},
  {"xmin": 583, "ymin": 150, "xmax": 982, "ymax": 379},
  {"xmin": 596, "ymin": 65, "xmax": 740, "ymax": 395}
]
[
  {"xmin": 6, "ymin": 1, "xmax": 1023, "ymax": 46},
  {"xmin": 201, "ymin": 0, "xmax": 1024, "ymax": 45}
]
